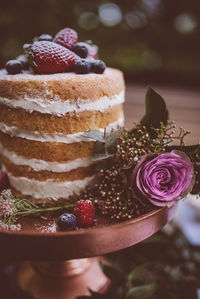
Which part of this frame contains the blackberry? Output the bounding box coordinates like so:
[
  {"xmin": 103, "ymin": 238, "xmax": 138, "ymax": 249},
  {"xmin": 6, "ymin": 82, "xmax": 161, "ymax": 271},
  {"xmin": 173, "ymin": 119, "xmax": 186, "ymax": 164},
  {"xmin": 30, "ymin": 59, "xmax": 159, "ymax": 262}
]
[
  {"xmin": 5, "ymin": 60, "xmax": 23, "ymax": 75},
  {"xmin": 57, "ymin": 213, "xmax": 77, "ymax": 231},
  {"xmin": 73, "ymin": 42, "xmax": 88, "ymax": 58},
  {"xmin": 91, "ymin": 60, "xmax": 106, "ymax": 74},
  {"xmin": 74, "ymin": 59, "xmax": 91, "ymax": 74}
]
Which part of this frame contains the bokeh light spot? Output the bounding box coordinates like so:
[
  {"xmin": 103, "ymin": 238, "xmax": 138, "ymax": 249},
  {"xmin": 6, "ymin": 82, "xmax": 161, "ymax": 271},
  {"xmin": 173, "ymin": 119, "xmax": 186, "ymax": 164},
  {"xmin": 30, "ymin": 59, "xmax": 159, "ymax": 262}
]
[
  {"xmin": 174, "ymin": 14, "xmax": 198, "ymax": 34},
  {"xmin": 78, "ymin": 12, "xmax": 99, "ymax": 30},
  {"xmin": 125, "ymin": 11, "xmax": 147, "ymax": 29},
  {"xmin": 99, "ymin": 3, "xmax": 122, "ymax": 27}
]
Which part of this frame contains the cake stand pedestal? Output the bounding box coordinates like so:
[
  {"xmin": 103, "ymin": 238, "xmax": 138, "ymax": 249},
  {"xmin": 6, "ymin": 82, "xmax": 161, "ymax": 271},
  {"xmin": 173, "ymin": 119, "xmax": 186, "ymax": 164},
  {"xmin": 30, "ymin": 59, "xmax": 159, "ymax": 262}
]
[{"xmin": 0, "ymin": 206, "xmax": 176, "ymax": 299}]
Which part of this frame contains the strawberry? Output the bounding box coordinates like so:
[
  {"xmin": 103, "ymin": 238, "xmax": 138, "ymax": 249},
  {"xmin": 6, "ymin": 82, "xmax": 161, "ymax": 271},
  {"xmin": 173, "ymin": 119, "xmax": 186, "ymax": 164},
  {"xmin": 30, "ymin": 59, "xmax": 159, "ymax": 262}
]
[
  {"xmin": 73, "ymin": 200, "xmax": 95, "ymax": 227},
  {"xmin": 53, "ymin": 27, "xmax": 78, "ymax": 50},
  {"xmin": 0, "ymin": 171, "xmax": 10, "ymax": 193},
  {"xmin": 24, "ymin": 41, "xmax": 80, "ymax": 74}
]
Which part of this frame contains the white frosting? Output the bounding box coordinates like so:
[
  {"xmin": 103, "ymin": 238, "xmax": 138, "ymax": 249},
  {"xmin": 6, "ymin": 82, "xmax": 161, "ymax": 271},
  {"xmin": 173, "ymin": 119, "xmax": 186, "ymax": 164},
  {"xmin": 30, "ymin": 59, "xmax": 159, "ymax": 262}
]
[
  {"xmin": 0, "ymin": 143, "xmax": 93, "ymax": 172},
  {"xmin": 0, "ymin": 91, "xmax": 124, "ymax": 116},
  {"xmin": 6, "ymin": 170, "xmax": 95, "ymax": 199},
  {"xmin": 0, "ymin": 114, "xmax": 124, "ymax": 143}
]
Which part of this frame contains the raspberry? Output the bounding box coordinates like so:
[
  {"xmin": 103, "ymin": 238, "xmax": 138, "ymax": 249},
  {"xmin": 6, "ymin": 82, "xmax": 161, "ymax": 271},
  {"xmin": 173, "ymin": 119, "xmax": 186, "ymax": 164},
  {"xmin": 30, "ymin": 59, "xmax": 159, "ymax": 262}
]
[
  {"xmin": 53, "ymin": 27, "xmax": 78, "ymax": 50},
  {"xmin": 24, "ymin": 41, "xmax": 80, "ymax": 74},
  {"xmin": 84, "ymin": 42, "xmax": 98, "ymax": 59},
  {"xmin": 73, "ymin": 200, "xmax": 95, "ymax": 227},
  {"xmin": 0, "ymin": 171, "xmax": 10, "ymax": 192}
]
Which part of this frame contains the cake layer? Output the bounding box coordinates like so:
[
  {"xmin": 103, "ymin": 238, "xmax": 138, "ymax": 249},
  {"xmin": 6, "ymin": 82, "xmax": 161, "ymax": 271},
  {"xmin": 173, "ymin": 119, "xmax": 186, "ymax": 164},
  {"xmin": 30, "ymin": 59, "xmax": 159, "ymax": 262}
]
[
  {"xmin": 0, "ymin": 91, "xmax": 124, "ymax": 116},
  {"xmin": 0, "ymin": 103, "xmax": 123, "ymax": 135},
  {"xmin": 0, "ymin": 143, "xmax": 94, "ymax": 172},
  {"xmin": 0, "ymin": 114, "xmax": 124, "ymax": 143},
  {"xmin": 0, "ymin": 131, "xmax": 95, "ymax": 162},
  {"xmin": 6, "ymin": 170, "xmax": 95, "ymax": 200},
  {"xmin": 0, "ymin": 68, "xmax": 124, "ymax": 101},
  {"xmin": 2, "ymin": 157, "xmax": 95, "ymax": 181}
]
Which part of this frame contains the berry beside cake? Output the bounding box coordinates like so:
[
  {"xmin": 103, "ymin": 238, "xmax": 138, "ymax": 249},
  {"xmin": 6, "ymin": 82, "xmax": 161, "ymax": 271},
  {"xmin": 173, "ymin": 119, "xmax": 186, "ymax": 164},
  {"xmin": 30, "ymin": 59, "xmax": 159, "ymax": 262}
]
[{"xmin": 0, "ymin": 27, "xmax": 125, "ymax": 203}]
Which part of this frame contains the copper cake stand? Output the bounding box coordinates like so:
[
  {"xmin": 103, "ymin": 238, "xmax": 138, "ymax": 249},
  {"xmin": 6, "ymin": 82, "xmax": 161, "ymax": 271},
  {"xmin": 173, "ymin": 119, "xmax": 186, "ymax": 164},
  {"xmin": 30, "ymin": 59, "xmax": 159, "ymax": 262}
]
[{"xmin": 0, "ymin": 206, "xmax": 176, "ymax": 299}]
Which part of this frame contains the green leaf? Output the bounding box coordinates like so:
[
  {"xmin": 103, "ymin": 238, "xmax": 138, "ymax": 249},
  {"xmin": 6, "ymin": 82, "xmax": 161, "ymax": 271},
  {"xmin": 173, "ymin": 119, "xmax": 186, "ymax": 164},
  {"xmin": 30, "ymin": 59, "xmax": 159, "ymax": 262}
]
[
  {"xmin": 127, "ymin": 263, "xmax": 152, "ymax": 282},
  {"xmin": 92, "ymin": 154, "xmax": 114, "ymax": 161},
  {"xmin": 126, "ymin": 283, "xmax": 158, "ymax": 299},
  {"xmin": 140, "ymin": 87, "xmax": 169, "ymax": 129},
  {"xmin": 83, "ymin": 130, "xmax": 105, "ymax": 143},
  {"xmin": 105, "ymin": 129, "xmax": 121, "ymax": 154},
  {"xmin": 100, "ymin": 263, "xmax": 125, "ymax": 284}
]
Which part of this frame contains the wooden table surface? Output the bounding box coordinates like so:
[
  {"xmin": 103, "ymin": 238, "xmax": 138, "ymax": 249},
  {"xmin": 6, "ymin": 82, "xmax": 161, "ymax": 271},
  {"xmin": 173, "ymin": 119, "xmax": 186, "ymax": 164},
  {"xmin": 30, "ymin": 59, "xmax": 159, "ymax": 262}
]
[
  {"xmin": 0, "ymin": 84, "xmax": 200, "ymax": 298},
  {"xmin": 125, "ymin": 84, "xmax": 200, "ymax": 144}
]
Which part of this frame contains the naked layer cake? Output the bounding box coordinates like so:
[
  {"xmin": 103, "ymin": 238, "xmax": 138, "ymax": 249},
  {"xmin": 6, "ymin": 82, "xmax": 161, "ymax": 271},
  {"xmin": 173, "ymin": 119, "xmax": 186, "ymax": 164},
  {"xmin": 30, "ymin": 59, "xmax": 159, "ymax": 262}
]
[{"xmin": 0, "ymin": 67, "xmax": 125, "ymax": 202}]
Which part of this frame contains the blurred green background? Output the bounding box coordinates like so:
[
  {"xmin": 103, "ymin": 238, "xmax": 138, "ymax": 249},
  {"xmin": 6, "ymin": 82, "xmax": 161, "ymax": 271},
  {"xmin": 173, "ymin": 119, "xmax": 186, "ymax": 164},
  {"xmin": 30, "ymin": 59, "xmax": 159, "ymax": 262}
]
[{"xmin": 1, "ymin": 0, "xmax": 200, "ymax": 86}]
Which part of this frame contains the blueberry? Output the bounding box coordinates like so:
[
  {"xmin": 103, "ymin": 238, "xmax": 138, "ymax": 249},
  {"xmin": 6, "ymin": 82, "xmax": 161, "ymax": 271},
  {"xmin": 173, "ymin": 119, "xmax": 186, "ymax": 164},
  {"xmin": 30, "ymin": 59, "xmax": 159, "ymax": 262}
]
[
  {"xmin": 5, "ymin": 60, "xmax": 23, "ymax": 75},
  {"xmin": 38, "ymin": 34, "xmax": 53, "ymax": 42},
  {"xmin": 91, "ymin": 60, "xmax": 106, "ymax": 74},
  {"xmin": 74, "ymin": 59, "xmax": 91, "ymax": 74},
  {"xmin": 73, "ymin": 42, "xmax": 88, "ymax": 58},
  {"xmin": 16, "ymin": 54, "xmax": 30, "ymax": 70},
  {"xmin": 57, "ymin": 213, "xmax": 77, "ymax": 231}
]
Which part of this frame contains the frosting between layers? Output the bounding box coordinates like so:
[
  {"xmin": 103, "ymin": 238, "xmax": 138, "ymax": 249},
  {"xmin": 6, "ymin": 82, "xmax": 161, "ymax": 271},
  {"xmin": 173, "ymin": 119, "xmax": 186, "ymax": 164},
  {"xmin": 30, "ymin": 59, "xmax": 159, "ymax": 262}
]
[
  {"xmin": 0, "ymin": 114, "xmax": 124, "ymax": 143},
  {"xmin": 0, "ymin": 91, "xmax": 124, "ymax": 116},
  {"xmin": 6, "ymin": 170, "xmax": 95, "ymax": 199},
  {"xmin": 0, "ymin": 143, "xmax": 94, "ymax": 172}
]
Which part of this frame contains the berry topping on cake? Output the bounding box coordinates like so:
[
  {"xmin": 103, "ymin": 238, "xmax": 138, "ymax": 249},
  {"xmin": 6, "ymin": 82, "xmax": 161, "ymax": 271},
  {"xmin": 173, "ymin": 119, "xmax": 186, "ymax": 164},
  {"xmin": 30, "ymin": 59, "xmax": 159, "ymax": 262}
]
[
  {"xmin": 91, "ymin": 60, "xmax": 106, "ymax": 74},
  {"xmin": 38, "ymin": 34, "xmax": 53, "ymax": 42},
  {"xmin": 53, "ymin": 27, "xmax": 78, "ymax": 50},
  {"xmin": 74, "ymin": 59, "xmax": 91, "ymax": 74},
  {"xmin": 5, "ymin": 27, "xmax": 106, "ymax": 75},
  {"xmin": 73, "ymin": 200, "xmax": 95, "ymax": 227},
  {"xmin": 24, "ymin": 41, "xmax": 80, "ymax": 74},
  {"xmin": 57, "ymin": 213, "xmax": 77, "ymax": 231},
  {"xmin": 5, "ymin": 60, "xmax": 23, "ymax": 74},
  {"xmin": 0, "ymin": 171, "xmax": 10, "ymax": 192},
  {"xmin": 16, "ymin": 54, "xmax": 30, "ymax": 70},
  {"xmin": 73, "ymin": 42, "xmax": 88, "ymax": 58}
]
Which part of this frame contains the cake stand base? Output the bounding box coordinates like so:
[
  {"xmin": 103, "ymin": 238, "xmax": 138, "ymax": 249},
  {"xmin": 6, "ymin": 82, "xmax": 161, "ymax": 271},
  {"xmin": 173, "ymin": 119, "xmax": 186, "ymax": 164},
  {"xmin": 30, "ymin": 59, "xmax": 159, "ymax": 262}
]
[
  {"xmin": 15, "ymin": 258, "xmax": 109, "ymax": 299},
  {"xmin": 0, "ymin": 206, "xmax": 176, "ymax": 298}
]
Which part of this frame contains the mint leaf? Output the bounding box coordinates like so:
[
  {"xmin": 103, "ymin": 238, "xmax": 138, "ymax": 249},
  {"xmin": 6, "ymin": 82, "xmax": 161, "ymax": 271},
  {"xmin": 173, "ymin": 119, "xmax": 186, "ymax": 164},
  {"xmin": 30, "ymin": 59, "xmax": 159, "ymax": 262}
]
[
  {"xmin": 126, "ymin": 283, "xmax": 158, "ymax": 299},
  {"xmin": 127, "ymin": 263, "xmax": 152, "ymax": 282},
  {"xmin": 141, "ymin": 87, "xmax": 169, "ymax": 129},
  {"xmin": 83, "ymin": 130, "xmax": 105, "ymax": 143},
  {"xmin": 105, "ymin": 129, "xmax": 121, "ymax": 154}
]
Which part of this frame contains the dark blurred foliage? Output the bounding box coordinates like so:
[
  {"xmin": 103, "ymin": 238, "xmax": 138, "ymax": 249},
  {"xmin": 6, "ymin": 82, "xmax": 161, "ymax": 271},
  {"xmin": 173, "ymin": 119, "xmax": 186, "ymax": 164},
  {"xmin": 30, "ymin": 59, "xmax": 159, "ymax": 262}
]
[
  {"xmin": 78, "ymin": 227, "xmax": 200, "ymax": 299},
  {"xmin": 1, "ymin": 0, "xmax": 200, "ymax": 85}
]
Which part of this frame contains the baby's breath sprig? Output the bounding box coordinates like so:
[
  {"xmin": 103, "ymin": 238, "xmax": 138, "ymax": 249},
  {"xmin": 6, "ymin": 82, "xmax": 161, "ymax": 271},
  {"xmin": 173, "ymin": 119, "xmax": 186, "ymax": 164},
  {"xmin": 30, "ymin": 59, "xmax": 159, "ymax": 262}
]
[{"xmin": 0, "ymin": 190, "xmax": 74, "ymax": 231}]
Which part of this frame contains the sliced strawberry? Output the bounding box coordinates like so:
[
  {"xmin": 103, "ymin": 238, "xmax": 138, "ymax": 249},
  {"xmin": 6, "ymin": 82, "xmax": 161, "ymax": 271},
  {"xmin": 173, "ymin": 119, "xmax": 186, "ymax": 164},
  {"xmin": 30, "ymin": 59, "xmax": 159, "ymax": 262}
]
[
  {"xmin": 24, "ymin": 41, "xmax": 80, "ymax": 74},
  {"xmin": 53, "ymin": 27, "xmax": 78, "ymax": 50}
]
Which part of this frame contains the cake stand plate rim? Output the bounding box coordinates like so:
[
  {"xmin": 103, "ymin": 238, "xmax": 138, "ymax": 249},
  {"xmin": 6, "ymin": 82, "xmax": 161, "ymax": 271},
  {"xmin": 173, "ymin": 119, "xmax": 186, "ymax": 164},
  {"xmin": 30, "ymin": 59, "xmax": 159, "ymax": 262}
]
[{"xmin": 0, "ymin": 206, "xmax": 166, "ymax": 237}]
